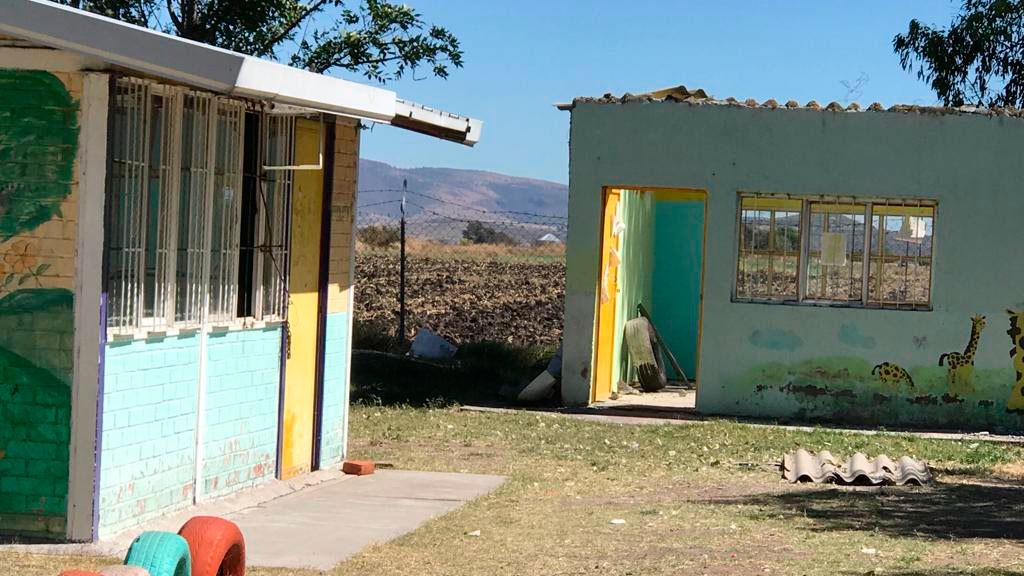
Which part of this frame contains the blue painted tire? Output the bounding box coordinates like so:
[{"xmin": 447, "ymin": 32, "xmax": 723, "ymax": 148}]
[{"xmin": 124, "ymin": 531, "xmax": 191, "ymax": 576}]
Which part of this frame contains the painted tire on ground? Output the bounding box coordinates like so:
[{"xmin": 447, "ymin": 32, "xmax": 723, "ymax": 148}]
[
  {"xmin": 178, "ymin": 516, "xmax": 246, "ymax": 576},
  {"xmin": 58, "ymin": 571, "xmax": 103, "ymax": 576},
  {"xmin": 99, "ymin": 566, "xmax": 152, "ymax": 576},
  {"xmin": 123, "ymin": 531, "xmax": 191, "ymax": 576}
]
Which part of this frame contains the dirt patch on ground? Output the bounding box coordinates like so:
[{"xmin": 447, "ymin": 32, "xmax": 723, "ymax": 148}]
[{"xmin": 355, "ymin": 251, "xmax": 564, "ymax": 347}]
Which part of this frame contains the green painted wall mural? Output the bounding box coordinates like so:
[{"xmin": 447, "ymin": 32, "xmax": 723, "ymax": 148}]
[{"xmin": 0, "ymin": 69, "xmax": 78, "ymax": 538}]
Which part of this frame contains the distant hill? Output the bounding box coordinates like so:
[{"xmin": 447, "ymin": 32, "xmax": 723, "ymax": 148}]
[{"xmin": 357, "ymin": 158, "xmax": 568, "ymax": 221}]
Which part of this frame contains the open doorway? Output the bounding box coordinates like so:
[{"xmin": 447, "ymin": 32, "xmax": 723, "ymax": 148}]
[{"xmin": 591, "ymin": 188, "xmax": 707, "ymax": 412}]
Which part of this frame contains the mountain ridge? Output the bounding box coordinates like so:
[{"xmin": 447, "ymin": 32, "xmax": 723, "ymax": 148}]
[{"xmin": 357, "ymin": 158, "xmax": 569, "ymax": 220}]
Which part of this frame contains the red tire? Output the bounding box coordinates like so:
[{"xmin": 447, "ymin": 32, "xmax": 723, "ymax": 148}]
[
  {"xmin": 178, "ymin": 516, "xmax": 246, "ymax": 576},
  {"xmin": 58, "ymin": 572, "xmax": 103, "ymax": 576}
]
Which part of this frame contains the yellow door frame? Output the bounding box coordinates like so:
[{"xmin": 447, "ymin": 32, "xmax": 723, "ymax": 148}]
[
  {"xmin": 280, "ymin": 118, "xmax": 325, "ymax": 480},
  {"xmin": 591, "ymin": 186, "xmax": 708, "ymax": 405}
]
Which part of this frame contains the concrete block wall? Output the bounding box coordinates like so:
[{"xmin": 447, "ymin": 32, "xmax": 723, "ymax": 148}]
[
  {"xmin": 319, "ymin": 313, "xmax": 350, "ymax": 466},
  {"xmin": 0, "ymin": 68, "xmax": 80, "ymax": 538},
  {"xmin": 200, "ymin": 328, "xmax": 281, "ymax": 498},
  {"xmin": 318, "ymin": 119, "xmax": 359, "ymax": 466},
  {"xmin": 99, "ymin": 335, "xmax": 200, "ymax": 538}
]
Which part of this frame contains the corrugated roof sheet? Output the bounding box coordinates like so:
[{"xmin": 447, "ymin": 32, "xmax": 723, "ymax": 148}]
[
  {"xmin": 557, "ymin": 84, "xmax": 1024, "ymax": 119},
  {"xmin": 782, "ymin": 449, "xmax": 932, "ymax": 486}
]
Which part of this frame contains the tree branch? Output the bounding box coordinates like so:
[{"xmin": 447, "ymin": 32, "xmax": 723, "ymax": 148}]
[
  {"xmin": 259, "ymin": 0, "xmax": 331, "ymax": 56},
  {"xmin": 166, "ymin": 0, "xmax": 182, "ymax": 32}
]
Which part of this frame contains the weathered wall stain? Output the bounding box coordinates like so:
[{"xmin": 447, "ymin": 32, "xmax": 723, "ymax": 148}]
[
  {"xmin": 749, "ymin": 328, "xmax": 803, "ymax": 351},
  {"xmin": 731, "ymin": 355, "xmax": 1021, "ymax": 432},
  {"xmin": 839, "ymin": 323, "xmax": 876, "ymax": 350}
]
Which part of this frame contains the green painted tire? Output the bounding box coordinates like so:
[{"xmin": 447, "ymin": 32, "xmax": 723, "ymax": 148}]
[{"xmin": 123, "ymin": 531, "xmax": 191, "ymax": 576}]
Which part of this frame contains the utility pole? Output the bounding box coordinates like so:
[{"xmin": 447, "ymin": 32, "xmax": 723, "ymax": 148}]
[{"xmin": 398, "ymin": 179, "xmax": 407, "ymax": 347}]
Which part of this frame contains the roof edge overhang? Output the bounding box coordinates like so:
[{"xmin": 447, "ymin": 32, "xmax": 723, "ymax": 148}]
[
  {"xmin": 393, "ymin": 99, "xmax": 482, "ymax": 147},
  {"xmin": 2, "ymin": 0, "xmax": 483, "ymax": 146}
]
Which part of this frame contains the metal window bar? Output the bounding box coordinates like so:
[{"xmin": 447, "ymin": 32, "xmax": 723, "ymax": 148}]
[
  {"xmin": 806, "ymin": 198, "xmax": 865, "ymax": 303},
  {"xmin": 868, "ymin": 199, "xmax": 934, "ymax": 309},
  {"xmin": 208, "ymin": 100, "xmax": 245, "ymax": 323},
  {"xmin": 176, "ymin": 92, "xmax": 214, "ymax": 326},
  {"xmin": 735, "ymin": 194, "xmax": 801, "ymax": 301},
  {"xmin": 107, "ymin": 78, "xmax": 149, "ymax": 332},
  {"xmin": 256, "ymin": 114, "xmax": 295, "ymax": 320},
  {"xmin": 142, "ymin": 89, "xmax": 180, "ymax": 331}
]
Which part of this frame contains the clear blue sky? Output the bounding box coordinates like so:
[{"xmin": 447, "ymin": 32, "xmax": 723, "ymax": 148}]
[{"xmin": 346, "ymin": 1, "xmax": 960, "ymax": 184}]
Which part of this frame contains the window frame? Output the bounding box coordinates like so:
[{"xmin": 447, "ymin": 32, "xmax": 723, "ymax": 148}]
[
  {"xmin": 735, "ymin": 196, "xmax": 803, "ymax": 302},
  {"xmin": 733, "ymin": 193, "xmax": 936, "ymax": 311},
  {"xmin": 105, "ymin": 76, "xmax": 300, "ymax": 338}
]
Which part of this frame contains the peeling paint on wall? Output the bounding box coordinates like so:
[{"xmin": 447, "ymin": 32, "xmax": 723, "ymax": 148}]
[
  {"xmin": 839, "ymin": 323, "xmax": 876, "ymax": 350},
  {"xmin": 749, "ymin": 328, "xmax": 803, "ymax": 351}
]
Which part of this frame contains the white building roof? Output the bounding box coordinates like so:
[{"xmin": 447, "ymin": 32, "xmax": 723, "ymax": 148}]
[{"xmin": 1, "ymin": 0, "xmax": 482, "ymax": 146}]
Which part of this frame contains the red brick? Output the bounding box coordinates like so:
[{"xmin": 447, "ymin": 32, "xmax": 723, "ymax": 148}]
[{"xmin": 342, "ymin": 460, "xmax": 374, "ymax": 476}]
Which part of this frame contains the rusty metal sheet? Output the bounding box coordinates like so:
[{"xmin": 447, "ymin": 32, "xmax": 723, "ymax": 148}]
[{"xmin": 782, "ymin": 449, "xmax": 932, "ymax": 486}]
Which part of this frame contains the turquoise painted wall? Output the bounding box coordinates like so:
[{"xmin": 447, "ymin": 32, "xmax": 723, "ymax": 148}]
[
  {"xmin": 563, "ymin": 101, "xmax": 1024, "ymax": 432},
  {"xmin": 319, "ymin": 312, "xmax": 350, "ymax": 467},
  {"xmin": 100, "ymin": 335, "xmax": 200, "ymax": 538},
  {"xmin": 99, "ymin": 327, "xmax": 284, "ymax": 538},
  {"xmin": 652, "ymin": 200, "xmax": 703, "ymax": 379},
  {"xmin": 201, "ymin": 328, "xmax": 281, "ymax": 499}
]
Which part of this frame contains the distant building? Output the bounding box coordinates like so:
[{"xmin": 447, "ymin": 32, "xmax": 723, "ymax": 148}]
[
  {"xmin": 558, "ymin": 85, "xmax": 1024, "ymax": 433},
  {"xmin": 537, "ymin": 233, "xmax": 562, "ymax": 243},
  {"xmin": 0, "ymin": 0, "xmax": 481, "ymax": 542}
]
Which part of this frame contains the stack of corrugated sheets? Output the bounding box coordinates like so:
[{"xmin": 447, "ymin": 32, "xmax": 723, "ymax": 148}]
[{"xmin": 782, "ymin": 448, "xmax": 932, "ymax": 486}]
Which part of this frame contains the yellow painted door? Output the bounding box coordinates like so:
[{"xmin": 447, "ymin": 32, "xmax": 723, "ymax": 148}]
[
  {"xmin": 281, "ymin": 119, "xmax": 324, "ymax": 480},
  {"xmin": 592, "ymin": 189, "xmax": 621, "ymax": 403}
]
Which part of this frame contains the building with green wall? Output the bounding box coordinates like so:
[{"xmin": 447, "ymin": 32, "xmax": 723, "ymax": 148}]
[
  {"xmin": 560, "ymin": 86, "xmax": 1024, "ymax": 433},
  {"xmin": 0, "ymin": 0, "xmax": 479, "ymax": 542}
]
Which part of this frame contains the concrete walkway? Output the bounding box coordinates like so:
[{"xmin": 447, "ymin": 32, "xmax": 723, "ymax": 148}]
[
  {"xmin": 2, "ymin": 469, "xmax": 505, "ymax": 571},
  {"xmin": 233, "ymin": 470, "xmax": 505, "ymax": 570}
]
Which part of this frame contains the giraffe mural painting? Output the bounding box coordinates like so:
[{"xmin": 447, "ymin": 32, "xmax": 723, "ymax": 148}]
[
  {"xmin": 560, "ymin": 85, "xmax": 1024, "ymax": 433},
  {"xmin": 939, "ymin": 315, "xmax": 986, "ymax": 397}
]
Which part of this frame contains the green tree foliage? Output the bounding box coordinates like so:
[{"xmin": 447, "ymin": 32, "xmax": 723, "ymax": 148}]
[
  {"xmin": 462, "ymin": 221, "xmax": 518, "ymax": 245},
  {"xmin": 894, "ymin": 0, "xmax": 1024, "ymax": 107},
  {"xmin": 357, "ymin": 223, "xmax": 400, "ymax": 247},
  {"xmin": 51, "ymin": 0, "xmax": 463, "ymax": 82}
]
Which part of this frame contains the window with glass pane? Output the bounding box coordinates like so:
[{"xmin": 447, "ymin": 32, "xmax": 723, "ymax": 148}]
[
  {"xmin": 806, "ymin": 202, "xmax": 866, "ymax": 302},
  {"xmin": 736, "ymin": 196, "xmax": 801, "ymax": 300},
  {"xmin": 869, "ymin": 204, "xmax": 934, "ymax": 308}
]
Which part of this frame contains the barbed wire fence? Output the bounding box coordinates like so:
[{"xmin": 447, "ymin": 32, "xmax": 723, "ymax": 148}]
[{"xmin": 354, "ymin": 181, "xmax": 568, "ymax": 352}]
